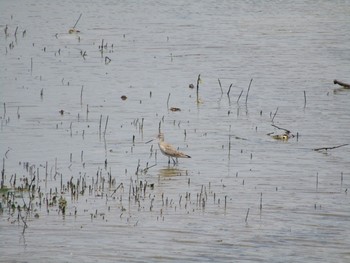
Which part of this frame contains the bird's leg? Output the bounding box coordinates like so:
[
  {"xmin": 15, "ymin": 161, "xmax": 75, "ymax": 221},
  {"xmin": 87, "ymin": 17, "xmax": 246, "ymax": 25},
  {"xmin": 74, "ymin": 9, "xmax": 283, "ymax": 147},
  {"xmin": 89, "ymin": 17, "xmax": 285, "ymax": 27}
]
[
  {"xmin": 171, "ymin": 157, "xmax": 177, "ymax": 165},
  {"xmin": 168, "ymin": 157, "xmax": 171, "ymax": 165}
]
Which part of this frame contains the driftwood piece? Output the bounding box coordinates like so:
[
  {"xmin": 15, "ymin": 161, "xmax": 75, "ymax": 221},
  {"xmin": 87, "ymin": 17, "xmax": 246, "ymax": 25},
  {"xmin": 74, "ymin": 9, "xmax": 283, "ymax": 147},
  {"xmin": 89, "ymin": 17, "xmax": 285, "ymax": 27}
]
[
  {"xmin": 333, "ymin": 79, "xmax": 350, "ymax": 89},
  {"xmin": 271, "ymin": 124, "xmax": 291, "ymax": 134},
  {"xmin": 313, "ymin": 143, "xmax": 349, "ymax": 152}
]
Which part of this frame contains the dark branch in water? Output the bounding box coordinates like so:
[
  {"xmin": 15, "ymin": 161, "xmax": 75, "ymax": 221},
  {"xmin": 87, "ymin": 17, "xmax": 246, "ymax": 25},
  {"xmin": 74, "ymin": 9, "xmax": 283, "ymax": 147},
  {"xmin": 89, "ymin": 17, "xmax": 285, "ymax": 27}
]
[
  {"xmin": 271, "ymin": 124, "xmax": 291, "ymax": 134},
  {"xmin": 334, "ymin": 79, "xmax": 350, "ymax": 89},
  {"xmin": 313, "ymin": 144, "xmax": 349, "ymax": 152},
  {"xmin": 73, "ymin": 13, "xmax": 82, "ymax": 29}
]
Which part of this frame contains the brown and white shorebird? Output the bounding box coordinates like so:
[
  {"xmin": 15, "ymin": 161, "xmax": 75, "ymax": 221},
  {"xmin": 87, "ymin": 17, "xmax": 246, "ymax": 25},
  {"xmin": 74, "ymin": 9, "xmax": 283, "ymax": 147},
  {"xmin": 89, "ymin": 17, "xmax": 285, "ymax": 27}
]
[{"xmin": 157, "ymin": 133, "xmax": 191, "ymax": 165}]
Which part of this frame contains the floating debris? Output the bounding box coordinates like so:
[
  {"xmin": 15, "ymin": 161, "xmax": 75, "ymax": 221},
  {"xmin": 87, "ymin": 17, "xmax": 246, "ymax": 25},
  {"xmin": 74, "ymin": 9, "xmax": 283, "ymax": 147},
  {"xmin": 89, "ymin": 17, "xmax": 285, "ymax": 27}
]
[
  {"xmin": 170, "ymin": 107, "xmax": 181, "ymax": 112},
  {"xmin": 68, "ymin": 28, "xmax": 80, "ymax": 34},
  {"xmin": 313, "ymin": 143, "xmax": 349, "ymax": 152},
  {"xmin": 334, "ymin": 79, "xmax": 350, "ymax": 89},
  {"xmin": 269, "ymin": 124, "xmax": 295, "ymax": 140},
  {"xmin": 121, "ymin": 95, "xmax": 127, "ymax": 101},
  {"xmin": 271, "ymin": 133, "xmax": 291, "ymax": 140}
]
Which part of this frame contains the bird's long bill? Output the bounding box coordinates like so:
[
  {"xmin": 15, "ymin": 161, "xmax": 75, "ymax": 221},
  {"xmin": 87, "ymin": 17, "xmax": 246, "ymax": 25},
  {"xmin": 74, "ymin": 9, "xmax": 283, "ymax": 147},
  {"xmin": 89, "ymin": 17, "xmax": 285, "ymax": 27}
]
[{"xmin": 145, "ymin": 139, "xmax": 154, "ymax": 144}]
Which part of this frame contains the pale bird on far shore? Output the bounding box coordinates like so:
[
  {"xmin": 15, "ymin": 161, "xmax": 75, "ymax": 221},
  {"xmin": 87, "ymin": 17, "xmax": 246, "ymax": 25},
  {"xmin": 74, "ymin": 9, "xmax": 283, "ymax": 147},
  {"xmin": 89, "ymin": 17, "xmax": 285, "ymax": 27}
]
[{"xmin": 157, "ymin": 133, "xmax": 191, "ymax": 165}]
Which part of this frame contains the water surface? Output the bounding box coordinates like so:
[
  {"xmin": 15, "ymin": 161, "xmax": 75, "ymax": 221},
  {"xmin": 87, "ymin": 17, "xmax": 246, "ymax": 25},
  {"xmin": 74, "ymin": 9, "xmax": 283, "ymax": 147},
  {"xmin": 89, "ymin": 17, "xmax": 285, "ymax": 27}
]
[{"xmin": 1, "ymin": 0, "xmax": 350, "ymax": 262}]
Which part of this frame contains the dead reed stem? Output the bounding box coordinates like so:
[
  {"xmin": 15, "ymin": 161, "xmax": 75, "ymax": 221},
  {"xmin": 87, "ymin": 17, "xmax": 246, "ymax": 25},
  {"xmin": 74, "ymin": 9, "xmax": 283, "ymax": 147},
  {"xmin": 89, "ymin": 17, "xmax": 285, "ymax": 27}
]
[
  {"xmin": 245, "ymin": 208, "xmax": 250, "ymax": 223},
  {"xmin": 237, "ymin": 90, "xmax": 243, "ymax": 103},
  {"xmin": 104, "ymin": 115, "xmax": 109, "ymax": 137},
  {"xmin": 227, "ymin": 83, "xmax": 233, "ymax": 97},
  {"xmin": 167, "ymin": 93, "xmax": 171, "ymax": 109},
  {"xmin": 73, "ymin": 13, "xmax": 82, "ymax": 29},
  {"xmin": 196, "ymin": 74, "xmax": 201, "ymax": 103},
  {"xmin": 271, "ymin": 107, "xmax": 279, "ymax": 122},
  {"xmin": 245, "ymin": 78, "xmax": 253, "ymax": 104},
  {"xmin": 218, "ymin": 79, "xmax": 223, "ymax": 94}
]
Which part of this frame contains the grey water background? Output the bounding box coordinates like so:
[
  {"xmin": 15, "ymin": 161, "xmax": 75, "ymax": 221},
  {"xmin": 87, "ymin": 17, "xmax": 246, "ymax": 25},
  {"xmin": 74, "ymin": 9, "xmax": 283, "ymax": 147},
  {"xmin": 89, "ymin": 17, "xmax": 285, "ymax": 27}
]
[{"xmin": 1, "ymin": 0, "xmax": 350, "ymax": 262}]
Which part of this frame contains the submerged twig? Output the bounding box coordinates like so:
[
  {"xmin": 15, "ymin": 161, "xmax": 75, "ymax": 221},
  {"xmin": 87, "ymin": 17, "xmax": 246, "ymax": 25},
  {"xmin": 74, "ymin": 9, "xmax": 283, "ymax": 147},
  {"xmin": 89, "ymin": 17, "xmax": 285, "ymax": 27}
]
[
  {"xmin": 313, "ymin": 144, "xmax": 349, "ymax": 152},
  {"xmin": 271, "ymin": 124, "xmax": 291, "ymax": 134},
  {"xmin": 334, "ymin": 79, "xmax": 350, "ymax": 89}
]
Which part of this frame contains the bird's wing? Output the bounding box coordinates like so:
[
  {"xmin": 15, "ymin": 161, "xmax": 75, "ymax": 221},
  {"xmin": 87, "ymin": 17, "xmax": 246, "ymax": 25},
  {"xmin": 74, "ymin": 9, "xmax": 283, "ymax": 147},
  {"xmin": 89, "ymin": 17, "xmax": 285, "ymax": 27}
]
[{"xmin": 160, "ymin": 142, "xmax": 190, "ymax": 158}]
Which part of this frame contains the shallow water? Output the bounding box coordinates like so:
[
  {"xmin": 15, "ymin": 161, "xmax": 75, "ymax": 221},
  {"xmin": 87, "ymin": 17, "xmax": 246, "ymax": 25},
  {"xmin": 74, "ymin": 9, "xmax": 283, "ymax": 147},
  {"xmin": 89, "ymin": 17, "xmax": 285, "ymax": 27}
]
[{"xmin": 1, "ymin": 0, "xmax": 350, "ymax": 262}]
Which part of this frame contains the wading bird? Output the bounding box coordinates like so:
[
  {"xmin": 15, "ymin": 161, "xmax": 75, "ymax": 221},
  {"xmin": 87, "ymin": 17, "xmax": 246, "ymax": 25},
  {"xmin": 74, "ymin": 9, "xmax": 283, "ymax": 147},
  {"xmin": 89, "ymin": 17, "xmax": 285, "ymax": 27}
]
[{"xmin": 152, "ymin": 133, "xmax": 191, "ymax": 165}]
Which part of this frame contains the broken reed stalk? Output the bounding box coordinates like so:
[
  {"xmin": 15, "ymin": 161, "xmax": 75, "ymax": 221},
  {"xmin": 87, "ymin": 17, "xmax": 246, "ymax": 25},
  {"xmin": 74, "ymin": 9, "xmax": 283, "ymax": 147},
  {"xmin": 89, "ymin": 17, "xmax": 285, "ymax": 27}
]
[
  {"xmin": 271, "ymin": 107, "xmax": 279, "ymax": 122},
  {"xmin": 237, "ymin": 89, "xmax": 243, "ymax": 103},
  {"xmin": 167, "ymin": 93, "xmax": 171, "ymax": 109},
  {"xmin": 245, "ymin": 208, "xmax": 250, "ymax": 223},
  {"xmin": 218, "ymin": 79, "xmax": 223, "ymax": 94},
  {"xmin": 99, "ymin": 115, "xmax": 102, "ymax": 137},
  {"xmin": 80, "ymin": 86, "xmax": 83, "ymax": 105},
  {"xmin": 1, "ymin": 158, "xmax": 4, "ymax": 189},
  {"xmin": 259, "ymin": 192, "xmax": 262, "ymax": 211},
  {"xmin": 30, "ymin": 58, "xmax": 33, "ymax": 75},
  {"xmin": 196, "ymin": 74, "xmax": 201, "ymax": 104},
  {"xmin": 271, "ymin": 124, "xmax": 291, "ymax": 134},
  {"xmin": 227, "ymin": 83, "xmax": 233, "ymax": 97},
  {"xmin": 73, "ymin": 13, "xmax": 82, "ymax": 29},
  {"xmin": 103, "ymin": 115, "xmax": 109, "ymax": 137},
  {"xmin": 245, "ymin": 78, "xmax": 253, "ymax": 104},
  {"xmin": 313, "ymin": 143, "xmax": 349, "ymax": 152},
  {"xmin": 303, "ymin": 90, "xmax": 306, "ymax": 108}
]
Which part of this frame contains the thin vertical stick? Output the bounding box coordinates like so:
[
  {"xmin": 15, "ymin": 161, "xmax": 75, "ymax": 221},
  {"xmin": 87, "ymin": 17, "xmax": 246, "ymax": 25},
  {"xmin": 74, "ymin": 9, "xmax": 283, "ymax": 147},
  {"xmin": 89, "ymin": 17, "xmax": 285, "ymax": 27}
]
[
  {"xmin": 1, "ymin": 158, "xmax": 4, "ymax": 189},
  {"xmin": 167, "ymin": 93, "xmax": 171, "ymax": 109},
  {"xmin": 196, "ymin": 74, "xmax": 201, "ymax": 104},
  {"xmin": 218, "ymin": 78, "xmax": 223, "ymax": 94},
  {"xmin": 245, "ymin": 208, "xmax": 250, "ymax": 223},
  {"xmin": 245, "ymin": 78, "xmax": 253, "ymax": 104},
  {"xmin": 45, "ymin": 161, "xmax": 48, "ymax": 188},
  {"xmin": 237, "ymin": 89, "xmax": 243, "ymax": 103},
  {"xmin": 227, "ymin": 84, "xmax": 233, "ymax": 97},
  {"xmin": 259, "ymin": 192, "xmax": 262, "ymax": 211},
  {"xmin": 30, "ymin": 58, "xmax": 33, "ymax": 75},
  {"xmin": 80, "ymin": 86, "xmax": 84, "ymax": 105},
  {"xmin": 303, "ymin": 90, "xmax": 307, "ymax": 108},
  {"xmin": 99, "ymin": 115, "xmax": 102, "ymax": 137},
  {"xmin": 104, "ymin": 115, "xmax": 109, "ymax": 137},
  {"xmin": 73, "ymin": 13, "xmax": 82, "ymax": 29},
  {"xmin": 86, "ymin": 104, "xmax": 89, "ymax": 121},
  {"xmin": 271, "ymin": 107, "xmax": 279, "ymax": 123}
]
